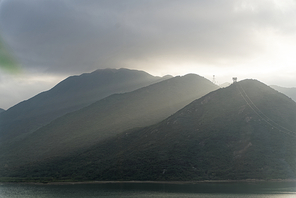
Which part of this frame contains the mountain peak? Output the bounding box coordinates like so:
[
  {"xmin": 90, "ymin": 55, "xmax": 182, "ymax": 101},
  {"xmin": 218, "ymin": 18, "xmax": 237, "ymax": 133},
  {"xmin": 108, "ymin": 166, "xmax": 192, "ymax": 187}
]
[
  {"xmin": 3, "ymin": 78, "xmax": 296, "ymax": 182},
  {"xmin": 0, "ymin": 73, "xmax": 218, "ymax": 170},
  {"xmin": 0, "ymin": 68, "xmax": 165, "ymax": 144},
  {"xmin": 58, "ymin": 79, "xmax": 296, "ymax": 181}
]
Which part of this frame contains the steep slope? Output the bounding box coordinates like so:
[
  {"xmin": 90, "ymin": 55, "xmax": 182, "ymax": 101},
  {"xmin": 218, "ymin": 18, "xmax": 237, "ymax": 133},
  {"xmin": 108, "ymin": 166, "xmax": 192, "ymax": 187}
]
[
  {"xmin": 1, "ymin": 74, "xmax": 218, "ymax": 171},
  {"xmin": 0, "ymin": 108, "xmax": 5, "ymax": 114},
  {"xmin": 271, "ymin": 85, "xmax": 296, "ymax": 102},
  {"xmin": 0, "ymin": 68, "xmax": 168, "ymax": 143},
  {"xmin": 9, "ymin": 79, "xmax": 296, "ymax": 181}
]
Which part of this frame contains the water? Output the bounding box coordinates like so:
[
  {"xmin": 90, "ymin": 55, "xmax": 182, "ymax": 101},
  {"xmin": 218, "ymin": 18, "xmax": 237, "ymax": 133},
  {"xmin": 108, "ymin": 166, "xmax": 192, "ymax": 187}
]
[{"xmin": 0, "ymin": 182, "xmax": 296, "ymax": 198}]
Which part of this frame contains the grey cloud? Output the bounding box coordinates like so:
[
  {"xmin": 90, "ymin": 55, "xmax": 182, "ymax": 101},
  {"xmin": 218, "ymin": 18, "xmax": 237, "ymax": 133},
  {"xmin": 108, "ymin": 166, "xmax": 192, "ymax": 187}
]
[{"xmin": 0, "ymin": 0, "xmax": 295, "ymax": 75}]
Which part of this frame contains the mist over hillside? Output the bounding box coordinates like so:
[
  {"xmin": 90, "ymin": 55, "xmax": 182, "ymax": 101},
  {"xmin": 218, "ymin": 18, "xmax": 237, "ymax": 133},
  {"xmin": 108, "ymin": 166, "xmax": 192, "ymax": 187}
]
[
  {"xmin": 0, "ymin": 68, "xmax": 169, "ymax": 144},
  {"xmin": 0, "ymin": 73, "xmax": 218, "ymax": 172},
  {"xmin": 3, "ymin": 79, "xmax": 296, "ymax": 182},
  {"xmin": 1, "ymin": 0, "xmax": 296, "ymax": 185}
]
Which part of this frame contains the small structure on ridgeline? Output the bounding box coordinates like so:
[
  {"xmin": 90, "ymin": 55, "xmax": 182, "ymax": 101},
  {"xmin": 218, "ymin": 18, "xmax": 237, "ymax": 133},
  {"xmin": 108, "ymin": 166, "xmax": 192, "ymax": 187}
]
[
  {"xmin": 212, "ymin": 75, "xmax": 217, "ymax": 84},
  {"xmin": 232, "ymin": 77, "xmax": 237, "ymax": 83}
]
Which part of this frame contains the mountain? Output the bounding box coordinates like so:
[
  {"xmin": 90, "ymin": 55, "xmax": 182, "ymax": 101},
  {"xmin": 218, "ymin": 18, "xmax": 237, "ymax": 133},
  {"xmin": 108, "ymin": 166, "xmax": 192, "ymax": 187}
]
[
  {"xmin": 8, "ymin": 79, "xmax": 296, "ymax": 182},
  {"xmin": 0, "ymin": 68, "xmax": 169, "ymax": 144},
  {"xmin": 0, "ymin": 108, "xmax": 5, "ymax": 114},
  {"xmin": 270, "ymin": 85, "xmax": 296, "ymax": 102},
  {"xmin": 0, "ymin": 74, "xmax": 218, "ymax": 172},
  {"xmin": 219, "ymin": 82, "xmax": 231, "ymax": 88}
]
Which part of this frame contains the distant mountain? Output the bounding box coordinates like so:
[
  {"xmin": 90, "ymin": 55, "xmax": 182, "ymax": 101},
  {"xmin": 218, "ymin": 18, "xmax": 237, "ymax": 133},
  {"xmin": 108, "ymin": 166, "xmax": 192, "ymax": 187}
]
[
  {"xmin": 1, "ymin": 74, "xmax": 218, "ymax": 171},
  {"xmin": 0, "ymin": 108, "xmax": 5, "ymax": 114},
  {"xmin": 0, "ymin": 68, "xmax": 169, "ymax": 144},
  {"xmin": 11, "ymin": 80, "xmax": 296, "ymax": 181},
  {"xmin": 270, "ymin": 85, "xmax": 296, "ymax": 102},
  {"xmin": 219, "ymin": 82, "xmax": 231, "ymax": 88}
]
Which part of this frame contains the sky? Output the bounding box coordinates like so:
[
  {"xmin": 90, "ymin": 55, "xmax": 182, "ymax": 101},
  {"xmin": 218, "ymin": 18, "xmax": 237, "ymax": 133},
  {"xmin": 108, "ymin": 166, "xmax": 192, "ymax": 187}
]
[{"xmin": 0, "ymin": 0, "xmax": 296, "ymax": 109}]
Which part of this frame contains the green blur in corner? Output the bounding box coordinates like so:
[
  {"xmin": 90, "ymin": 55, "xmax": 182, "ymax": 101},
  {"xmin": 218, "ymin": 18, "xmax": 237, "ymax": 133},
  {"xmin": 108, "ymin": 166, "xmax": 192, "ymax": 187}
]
[{"xmin": 0, "ymin": 35, "xmax": 20, "ymax": 73}]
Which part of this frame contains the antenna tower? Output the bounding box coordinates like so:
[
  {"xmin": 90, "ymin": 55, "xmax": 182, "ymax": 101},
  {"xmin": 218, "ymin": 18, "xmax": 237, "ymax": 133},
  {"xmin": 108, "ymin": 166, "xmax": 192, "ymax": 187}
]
[{"xmin": 212, "ymin": 75, "xmax": 217, "ymax": 84}]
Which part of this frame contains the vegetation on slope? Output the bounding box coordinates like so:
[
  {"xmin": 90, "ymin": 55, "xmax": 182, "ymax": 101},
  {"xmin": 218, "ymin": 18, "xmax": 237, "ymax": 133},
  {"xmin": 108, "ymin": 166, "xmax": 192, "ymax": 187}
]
[
  {"xmin": 0, "ymin": 74, "xmax": 218, "ymax": 172},
  {"xmin": 0, "ymin": 68, "xmax": 167, "ymax": 144},
  {"xmin": 4, "ymin": 80, "xmax": 296, "ymax": 182}
]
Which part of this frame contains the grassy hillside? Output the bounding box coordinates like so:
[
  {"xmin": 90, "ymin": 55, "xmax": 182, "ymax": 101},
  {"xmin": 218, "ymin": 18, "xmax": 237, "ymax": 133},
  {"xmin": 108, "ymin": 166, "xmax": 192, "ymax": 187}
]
[
  {"xmin": 6, "ymin": 80, "xmax": 296, "ymax": 182},
  {"xmin": 0, "ymin": 68, "xmax": 167, "ymax": 144},
  {"xmin": 0, "ymin": 74, "xmax": 218, "ymax": 173}
]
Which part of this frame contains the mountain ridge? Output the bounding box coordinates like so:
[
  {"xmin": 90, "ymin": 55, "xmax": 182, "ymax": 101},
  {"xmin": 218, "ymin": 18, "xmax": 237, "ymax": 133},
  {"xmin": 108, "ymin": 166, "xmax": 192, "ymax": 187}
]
[
  {"xmin": 0, "ymin": 68, "xmax": 169, "ymax": 144},
  {"xmin": 8, "ymin": 79, "xmax": 296, "ymax": 181},
  {"xmin": 0, "ymin": 73, "xmax": 218, "ymax": 169},
  {"xmin": 270, "ymin": 85, "xmax": 296, "ymax": 102}
]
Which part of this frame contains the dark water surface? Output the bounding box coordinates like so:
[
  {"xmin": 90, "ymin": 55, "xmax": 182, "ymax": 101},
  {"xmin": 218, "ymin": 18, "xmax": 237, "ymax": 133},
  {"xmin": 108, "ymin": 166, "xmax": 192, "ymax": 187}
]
[{"xmin": 0, "ymin": 182, "xmax": 296, "ymax": 198}]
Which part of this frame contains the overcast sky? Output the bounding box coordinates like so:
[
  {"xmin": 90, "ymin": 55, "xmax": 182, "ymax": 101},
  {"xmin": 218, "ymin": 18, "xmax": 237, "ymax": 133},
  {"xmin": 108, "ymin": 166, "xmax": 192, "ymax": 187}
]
[{"xmin": 1, "ymin": 0, "xmax": 296, "ymax": 109}]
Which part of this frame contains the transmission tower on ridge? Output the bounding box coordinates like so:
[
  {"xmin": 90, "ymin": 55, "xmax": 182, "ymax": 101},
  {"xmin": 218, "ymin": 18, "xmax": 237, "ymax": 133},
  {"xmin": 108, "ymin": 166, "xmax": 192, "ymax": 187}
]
[{"xmin": 212, "ymin": 75, "xmax": 217, "ymax": 84}]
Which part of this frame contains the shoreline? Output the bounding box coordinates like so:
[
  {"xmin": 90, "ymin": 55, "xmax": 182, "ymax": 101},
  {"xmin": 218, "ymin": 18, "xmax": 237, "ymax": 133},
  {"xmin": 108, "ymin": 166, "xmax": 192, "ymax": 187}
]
[{"xmin": 1, "ymin": 179, "xmax": 296, "ymax": 185}]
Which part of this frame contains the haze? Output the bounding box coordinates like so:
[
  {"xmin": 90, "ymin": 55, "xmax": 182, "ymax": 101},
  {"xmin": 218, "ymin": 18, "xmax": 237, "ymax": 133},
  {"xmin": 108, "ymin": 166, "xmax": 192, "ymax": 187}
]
[{"xmin": 1, "ymin": 0, "xmax": 296, "ymax": 109}]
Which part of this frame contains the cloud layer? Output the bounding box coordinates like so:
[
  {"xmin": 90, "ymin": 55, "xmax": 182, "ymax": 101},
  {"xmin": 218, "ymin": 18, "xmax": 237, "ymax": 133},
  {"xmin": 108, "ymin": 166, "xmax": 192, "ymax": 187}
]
[
  {"xmin": 1, "ymin": 0, "xmax": 295, "ymax": 73},
  {"xmin": 1, "ymin": 0, "xmax": 296, "ymax": 108}
]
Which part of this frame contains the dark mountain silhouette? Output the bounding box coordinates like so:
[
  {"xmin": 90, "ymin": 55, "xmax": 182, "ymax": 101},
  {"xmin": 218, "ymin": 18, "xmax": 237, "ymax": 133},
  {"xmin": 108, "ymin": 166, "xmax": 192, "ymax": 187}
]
[
  {"xmin": 271, "ymin": 85, "xmax": 296, "ymax": 102},
  {"xmin": 8, "ymin": 79, "xmax": 296, "ymax": 182},
  {"xmin": 0, "ymin": 74, "xmax": 218, "ymax": 172},
  {"xmin": 0, "ymin": 68, "xmax": 169, "ymax": 144},
  {"xmin": 0, "ymin": 108, "xmax": 5, "ymax": 114}
]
